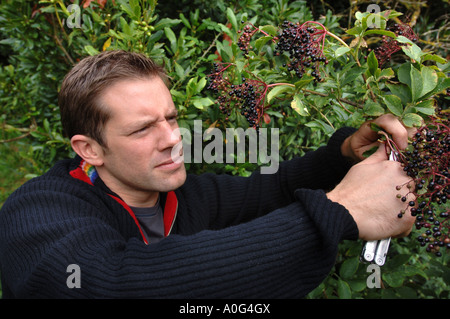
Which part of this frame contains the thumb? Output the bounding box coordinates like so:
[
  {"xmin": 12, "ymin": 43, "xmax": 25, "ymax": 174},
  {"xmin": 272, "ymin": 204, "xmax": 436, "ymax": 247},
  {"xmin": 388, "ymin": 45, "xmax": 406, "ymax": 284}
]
[{"xmin": 361, "ymin": 143, "xmax": 389, "ymax": 164}]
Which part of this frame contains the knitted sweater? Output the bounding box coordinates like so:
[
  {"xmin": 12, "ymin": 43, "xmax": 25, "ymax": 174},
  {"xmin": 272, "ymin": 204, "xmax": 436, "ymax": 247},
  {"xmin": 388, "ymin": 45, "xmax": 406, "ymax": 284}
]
[{"xmin": 0, "ymin": 127, "xmax": 359, "ymax": 298}]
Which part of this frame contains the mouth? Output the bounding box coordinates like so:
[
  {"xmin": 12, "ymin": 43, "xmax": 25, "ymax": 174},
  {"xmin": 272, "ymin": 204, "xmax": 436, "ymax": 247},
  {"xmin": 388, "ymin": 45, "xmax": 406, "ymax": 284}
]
[{"xmin": 155, "ymin": 159, "xmax": 183, "ymax": 170}]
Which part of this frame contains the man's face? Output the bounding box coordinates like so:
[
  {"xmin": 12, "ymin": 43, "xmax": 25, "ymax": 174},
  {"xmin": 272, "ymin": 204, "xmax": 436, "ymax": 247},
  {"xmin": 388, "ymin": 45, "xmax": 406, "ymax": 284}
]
[{"xmin": 95, "ymin": 76, "xmax": 186, "ymax": 207}]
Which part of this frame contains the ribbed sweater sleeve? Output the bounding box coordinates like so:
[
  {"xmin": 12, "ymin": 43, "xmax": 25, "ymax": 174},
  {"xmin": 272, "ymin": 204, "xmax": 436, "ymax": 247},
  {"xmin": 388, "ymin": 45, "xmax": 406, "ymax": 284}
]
[{"xmin": 0, "ymin": 127, "xmax": 358, "ymax": 298}]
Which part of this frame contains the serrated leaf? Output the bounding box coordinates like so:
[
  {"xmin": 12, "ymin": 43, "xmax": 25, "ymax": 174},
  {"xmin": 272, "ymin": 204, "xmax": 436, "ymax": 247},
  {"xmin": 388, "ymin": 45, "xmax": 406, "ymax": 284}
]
[
  {"xmin": 341, "ymin": 66, "xmax": 365, "ymax": 86},
  {"xmin": 419, "ymin": 66, "xmax": 438, "ymax": 99},
  {"xmin": 414, "ymin": 99, "xmax": 436, "ymax": 116},
  {"xmin": 383, "ymin": 95, "xmax": 403, "ymax": 116},
  {"xmin": 364, "ymin": 100, "xmax": 385, "ymax": 116},
  {"xmin": 400, "ymin": 40, "xmax": 424, "ymax": 63},
  {"xmin": 386, "ymin": 83, "xmax": 412, "ymax": 104},
  {"xmin": 398, "ymin": 63, "xmax": 412, "ymax": 87},
  {"xmin": 409, "ymin": 65, "xmax": 423, "ymax": 102},
  {"xmin": 378, "ymin": 68, "xmax": 394, "ymax": 80}
]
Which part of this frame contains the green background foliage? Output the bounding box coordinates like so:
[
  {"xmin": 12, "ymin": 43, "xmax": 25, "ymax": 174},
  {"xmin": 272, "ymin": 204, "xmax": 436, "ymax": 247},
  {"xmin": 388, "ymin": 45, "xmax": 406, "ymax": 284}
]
[{"xmin": 0, "ymin": 0, "xmax": 449, "ymax": 299}]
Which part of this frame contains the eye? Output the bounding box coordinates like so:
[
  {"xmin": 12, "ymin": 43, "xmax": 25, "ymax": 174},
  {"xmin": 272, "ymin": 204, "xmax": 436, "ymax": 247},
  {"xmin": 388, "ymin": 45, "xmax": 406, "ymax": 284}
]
[
  {"xmin": 168, "ymin": 113, "xmax": 178, "ymax": 123},
  {"xmin": 132, "ymin": 125, "xmax": 150, "ymax": 135}
]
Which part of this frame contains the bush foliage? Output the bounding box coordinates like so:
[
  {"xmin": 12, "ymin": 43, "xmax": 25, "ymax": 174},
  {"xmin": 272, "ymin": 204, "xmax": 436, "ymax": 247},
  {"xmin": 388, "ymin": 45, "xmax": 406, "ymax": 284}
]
[{"xmin": 0, "ymin": 0, "xmax": 449, "ymax": 298}]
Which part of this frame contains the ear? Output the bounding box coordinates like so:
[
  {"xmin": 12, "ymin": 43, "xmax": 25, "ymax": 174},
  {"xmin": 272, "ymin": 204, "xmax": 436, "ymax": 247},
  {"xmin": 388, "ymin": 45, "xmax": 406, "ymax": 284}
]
[{"xmin": 71, "ymin": 134, "xmax": 105, "ymax": 167}]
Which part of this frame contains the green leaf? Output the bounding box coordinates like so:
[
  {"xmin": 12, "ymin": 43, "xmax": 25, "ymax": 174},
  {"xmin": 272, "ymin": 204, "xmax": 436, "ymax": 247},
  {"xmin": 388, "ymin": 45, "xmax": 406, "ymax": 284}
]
[
  {"xmin": 397, "ymin": 63, "xmax": 412, "ymax": 88},
  {"xmin": 378, "ymin": 68, "xmax": 394, "ymax": 80},
  {"xmin": 383, "ymin": 95, "xmax": 403, "ymax": 116},
  {"xmin": 120, "ymin": 16, "xmax": 132, "ymax": 36},
  {"xmin": 367, "ymin": 50, "xmax": 378, "ymax": 76},
  {"xmin": 402, "ymin": 113, "xmax": 423, "ymax": 127},
  {"xmin": 386, "ymin": 83, "xmax": 412, "ymax": 104},
  {"xmin": 337, "ymin": 279, "xmax": 352, "ymax": 299},
  {"xmin": 341, "ymin": 66, "xmax": 365, "ymax": 87},
  {"xmin": 409, "ymin": 65, "xmax": 424, "ymax": 102},
  {"xmin": 334, "ymin": 46, "xmax": 350, "ymax": 58},
  {"xmin": 421, "ymin": 53, "xmax": 447, "ymax": 64},
  {"xmin": 226, "ymin": 7, "xmax": 237, "ymax": 31},
  {"xmin": 363, "ymin": 29, "xmax": 396, "ymax": 38},
  {"xmin": 382, "ymin": 271, "xmax": 405, "ymax": 288},
  {"xmin": 164, "ymin": 27, "xmax": 177, "ymax": 53},
  {"xmin": 129, "ymin": 0, "xmax": 141, "ymax": 21},
  {"xmin": 364, "ymin": 100, "xmax": 385, "ymax": 116},
  {"xmin": 415, "ymin": 100, "xmax": 436, "ymax": 116},
  {"xmin": 153, "ymin": 18, "xmax": 181, "ymax": 31},
  {"xmin": 346, "ymin": 25, "xmax": 363, "ymax": 36},
  {"xmin": 291, "ymin": 94, "xmax": 309, "ymax": 116},
  {"xmin": 84, "ymin": 45, "xmax": 99, "ymax": 56},
  {"xmin": 339, "ymin": 257, "xmax": 359, "ymax": 279},
  {"xmin": 118, "ymin": 0, "xmax": 138, "ymax": 20},
  {"xmin": 397, "ymin": 36, "xmax": 424, "ymax": 63},
  {"xmin": 192, "ymin": 97, "xmax": 214, "ymax": 110},
  {"xmin": 260, "ymin": 25, "xmax": 278, "ymax": 36},
  {"xmin": 267, "ymin": 85, "xmax": 294, "ymax": 104},
  {"xmin": 419, "ymin": 66, "xmax": 438, "ymax": 99},
  {"xmin": 255, "ymin": 36, "xmax": 272, "ymax": 50}
]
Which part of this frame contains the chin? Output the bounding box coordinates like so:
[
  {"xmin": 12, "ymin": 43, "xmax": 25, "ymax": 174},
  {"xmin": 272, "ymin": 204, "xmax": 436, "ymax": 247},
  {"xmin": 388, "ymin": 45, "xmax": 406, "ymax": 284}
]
[{"xmin": 158, "ymin": 168, "xmax": 187, "ymax": 192}]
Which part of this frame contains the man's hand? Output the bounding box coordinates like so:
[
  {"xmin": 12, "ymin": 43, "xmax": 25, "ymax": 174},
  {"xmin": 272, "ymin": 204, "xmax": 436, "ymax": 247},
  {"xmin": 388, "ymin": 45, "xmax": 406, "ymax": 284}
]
[
  {"xmin": 341, "ymin": 114, "xmax": 410, "ymax": 163},
  {"xmin": 327, "ymin": 145, "xmax": 416, "ymax": 241}
]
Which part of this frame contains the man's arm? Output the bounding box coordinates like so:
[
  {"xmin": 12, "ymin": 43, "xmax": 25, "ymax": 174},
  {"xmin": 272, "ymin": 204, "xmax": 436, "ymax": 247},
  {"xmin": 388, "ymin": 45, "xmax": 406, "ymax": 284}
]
[{"xmin": 0, "ymin": 175, "xmax": 357, "ymax": 298}]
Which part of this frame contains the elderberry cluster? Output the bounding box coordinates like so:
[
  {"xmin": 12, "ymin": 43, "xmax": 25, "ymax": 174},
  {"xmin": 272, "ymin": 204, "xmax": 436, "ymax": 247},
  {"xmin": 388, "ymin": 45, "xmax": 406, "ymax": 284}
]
[
  {"xmin": 275, "ymin": 21, "xmax": 328, "ymax": 82},
  {"xmin": 397, "ymin": 110, "xmax": 449, "ymax": 256},
  {"xmin": 238, "ymin": 24, "xmax": 257, "ymax": 56},
  {"xmin": 373, "ymin": 21, "xmax": 418, "ymax": 66},
  {"xmin": 207, "ymin": 63, "xmax": 265, "ymax": 128}
]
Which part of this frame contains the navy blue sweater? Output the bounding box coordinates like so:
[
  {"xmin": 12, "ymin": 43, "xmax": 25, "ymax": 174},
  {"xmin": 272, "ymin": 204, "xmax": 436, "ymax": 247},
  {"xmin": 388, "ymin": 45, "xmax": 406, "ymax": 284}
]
[{"xmin": 0, "ymin": 127, "xmax": 358, "ymax": 298}]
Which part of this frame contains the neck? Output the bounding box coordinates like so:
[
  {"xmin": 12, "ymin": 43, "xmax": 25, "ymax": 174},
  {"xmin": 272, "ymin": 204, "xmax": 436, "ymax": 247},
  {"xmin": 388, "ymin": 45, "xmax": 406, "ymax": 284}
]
[{"xmin": 115, "ymin": 189, "xmax": 160, "ymax": 208}]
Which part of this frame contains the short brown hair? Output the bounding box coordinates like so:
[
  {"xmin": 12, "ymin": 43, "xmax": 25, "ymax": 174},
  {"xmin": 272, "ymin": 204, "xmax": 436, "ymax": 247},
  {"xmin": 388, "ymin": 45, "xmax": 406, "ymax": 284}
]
[{"xmin": 58, "ymin": 50, "xmax": 168, "ymax": 147}]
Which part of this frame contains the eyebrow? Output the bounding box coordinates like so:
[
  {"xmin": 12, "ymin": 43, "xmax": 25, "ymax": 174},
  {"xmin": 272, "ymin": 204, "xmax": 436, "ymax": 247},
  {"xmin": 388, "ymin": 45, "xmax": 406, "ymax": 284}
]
[{"xmin": 124, "ymin": 109, "xmax": 179, "ymax": 135}]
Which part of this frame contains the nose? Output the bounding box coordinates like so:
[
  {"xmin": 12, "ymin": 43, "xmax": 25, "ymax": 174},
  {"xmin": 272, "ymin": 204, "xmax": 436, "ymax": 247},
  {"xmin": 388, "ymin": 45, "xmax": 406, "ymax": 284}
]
[{"xmin": 158, "ymin": 120, "xmax": 181, "ymax": 151}]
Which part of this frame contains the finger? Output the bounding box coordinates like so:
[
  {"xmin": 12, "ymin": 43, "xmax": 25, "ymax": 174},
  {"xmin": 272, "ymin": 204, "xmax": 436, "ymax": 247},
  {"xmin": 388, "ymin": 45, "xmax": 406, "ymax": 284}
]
[
  {"xmin": 372, "ymin": 114, "xmax": 409, "ymax": 150},
  {"xmin": 360, "ymin": 143, "xmax": 389, "ymax": 164}
]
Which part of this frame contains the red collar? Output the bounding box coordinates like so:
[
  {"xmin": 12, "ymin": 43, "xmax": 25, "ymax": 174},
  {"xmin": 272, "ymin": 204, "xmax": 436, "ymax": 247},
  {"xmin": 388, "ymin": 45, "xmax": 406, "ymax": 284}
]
[{"xmin": 69, "ymin": 159, "xmax": 178, "ymax": 244}]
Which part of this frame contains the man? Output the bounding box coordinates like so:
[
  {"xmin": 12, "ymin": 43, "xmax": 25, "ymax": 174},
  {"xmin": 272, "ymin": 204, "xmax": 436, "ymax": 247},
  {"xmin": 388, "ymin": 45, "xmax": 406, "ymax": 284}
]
[{"xmin": 0, "ymin": 50, "xmax": 415, "ymax": 298}]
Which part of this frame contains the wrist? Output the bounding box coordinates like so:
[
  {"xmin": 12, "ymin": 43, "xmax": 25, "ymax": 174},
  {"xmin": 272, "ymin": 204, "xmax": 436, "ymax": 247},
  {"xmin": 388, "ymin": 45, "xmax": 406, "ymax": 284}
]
[{"xmin": 340, "ymin": 135, "xmax": 358, "ymax": 164}]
